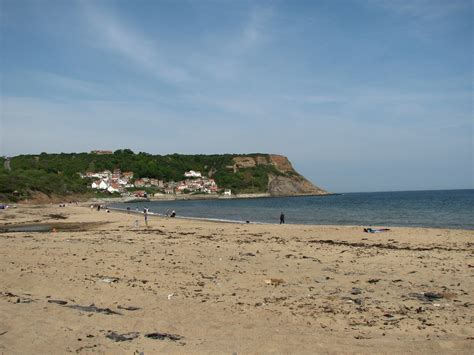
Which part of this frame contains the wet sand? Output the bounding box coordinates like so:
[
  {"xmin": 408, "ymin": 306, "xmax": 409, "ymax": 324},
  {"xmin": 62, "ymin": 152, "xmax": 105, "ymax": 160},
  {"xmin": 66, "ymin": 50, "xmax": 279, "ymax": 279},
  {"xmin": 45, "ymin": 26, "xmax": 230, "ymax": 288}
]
[{"xmin": 0, "ymin": 205, "xmax": 473, "ymax": 354}]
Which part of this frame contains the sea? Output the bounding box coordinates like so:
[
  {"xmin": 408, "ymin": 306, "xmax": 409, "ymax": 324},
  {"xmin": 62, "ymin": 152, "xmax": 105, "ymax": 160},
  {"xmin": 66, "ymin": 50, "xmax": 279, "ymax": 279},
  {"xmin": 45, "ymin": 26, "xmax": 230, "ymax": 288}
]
[{"xmin": 110, "ymin": 189, "xmax": 474, "ymax": 230}]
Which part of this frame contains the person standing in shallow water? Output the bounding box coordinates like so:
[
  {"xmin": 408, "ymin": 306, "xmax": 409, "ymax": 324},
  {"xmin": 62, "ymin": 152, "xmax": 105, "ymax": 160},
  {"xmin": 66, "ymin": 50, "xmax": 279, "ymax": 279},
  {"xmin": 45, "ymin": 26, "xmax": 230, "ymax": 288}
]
[{"xmin": 280, "ymin": 212, "xmax": 285, "ymax": 224}]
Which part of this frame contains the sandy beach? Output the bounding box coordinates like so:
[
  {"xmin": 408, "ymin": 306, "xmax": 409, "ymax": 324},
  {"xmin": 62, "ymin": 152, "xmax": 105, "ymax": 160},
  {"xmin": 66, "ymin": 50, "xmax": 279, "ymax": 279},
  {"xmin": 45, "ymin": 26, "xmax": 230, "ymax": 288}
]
[{"xmin": 0, "ymin": 204, "xmax": 473, "ymax": 354}]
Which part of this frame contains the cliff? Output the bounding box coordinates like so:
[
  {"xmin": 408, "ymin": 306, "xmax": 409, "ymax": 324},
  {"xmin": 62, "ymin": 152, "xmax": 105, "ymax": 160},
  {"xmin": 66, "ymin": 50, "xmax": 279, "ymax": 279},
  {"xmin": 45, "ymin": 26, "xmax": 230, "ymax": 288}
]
[{"xmin": 232, "ymin": 154, "xmax": 328, "ymax": 196}]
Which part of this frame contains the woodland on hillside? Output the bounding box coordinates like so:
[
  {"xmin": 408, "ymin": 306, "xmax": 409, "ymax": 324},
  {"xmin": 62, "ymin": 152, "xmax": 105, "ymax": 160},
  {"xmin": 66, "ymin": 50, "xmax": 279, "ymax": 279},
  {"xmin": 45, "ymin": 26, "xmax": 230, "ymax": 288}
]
[{"xmin": 0, "ymin": 150, "xmax": 285, "ymax": 201}]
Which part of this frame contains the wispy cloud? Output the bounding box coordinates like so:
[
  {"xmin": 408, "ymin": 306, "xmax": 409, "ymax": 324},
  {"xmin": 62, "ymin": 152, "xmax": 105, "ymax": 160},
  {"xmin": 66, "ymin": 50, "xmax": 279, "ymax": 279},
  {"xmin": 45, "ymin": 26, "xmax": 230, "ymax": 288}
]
[
  {"xmin": 79, "ymin": 2, "xmax": 274, "ymax": 88},
  {"xmin": 80, "ymin": 1, "xmax": 191, "ymax": 85},
  {"xmin": 188, "ymin": 5, "xmax": 274, "ymax": 81}
]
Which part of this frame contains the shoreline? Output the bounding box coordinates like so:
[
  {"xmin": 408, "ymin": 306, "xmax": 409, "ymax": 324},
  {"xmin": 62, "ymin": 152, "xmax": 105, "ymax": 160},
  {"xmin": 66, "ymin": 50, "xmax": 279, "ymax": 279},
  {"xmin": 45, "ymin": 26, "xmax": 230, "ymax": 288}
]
[
  {"xmin": 5, "ymin": 202, "xmax": 472, "ymax": 230},
  {"xmin": 85, "ymin": 191, "xmax": 335, "ymax": 204},
  {"xmin": 105, "ymin": 205, "xmax": 474, "ymax": 231},
  {"xmin": 4, "ymin": 203, "xmax": 473, "ymax": 231}
]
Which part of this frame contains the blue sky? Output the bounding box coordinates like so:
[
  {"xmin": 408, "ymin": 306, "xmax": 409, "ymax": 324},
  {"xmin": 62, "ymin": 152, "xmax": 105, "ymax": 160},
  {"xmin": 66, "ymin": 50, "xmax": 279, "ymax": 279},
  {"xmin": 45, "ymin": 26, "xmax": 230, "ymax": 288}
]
[{"xmin": 1, "ymin": 0, "xmax": 472, "ymax": 192}]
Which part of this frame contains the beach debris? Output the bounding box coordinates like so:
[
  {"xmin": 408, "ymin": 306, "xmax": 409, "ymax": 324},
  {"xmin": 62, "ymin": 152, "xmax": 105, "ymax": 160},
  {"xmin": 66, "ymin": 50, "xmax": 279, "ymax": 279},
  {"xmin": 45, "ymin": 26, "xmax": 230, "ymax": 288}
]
[
  {"xmin": 48, "ymin": 214, "xmax": 68, "ymax": 220},
  {"xmin": 65, "ymin": 304, "xmax": 122, "ymax": 315},
  {"xmin": 301, "ymin": 255, "xmax": 321, "ymax": 262},
  {"xmin": 117, "ymin": 305, "xmax": 141, "ymax": 311},
  {"xmin": 167, "ymin": 293, "xmax": 174, "ymax": 300},
  {"xmin": 239, "ymin": 252, "xmax": 256, "ymax": 257},
  {"xmin": 424, "ymin": 292, "xmax": 444, "ymax": 301},
  {"xmin": 307, "ymin": 239, "xmax": 459, "ymax": 252},
  {"xmin": 350, "ymin": 287, "xmax": 362, "ymax": 295},
  {"xmin": 106, "ymin": 331, "xmax": 140, "ymax": 342},
  {"xmin": 363, "ymin": 228, "xmax": 390, "ymax": 233},
  {"xmin": 145, "ymin": 332, "xmax": 183, "ymax": 342},
  {"xmin": 98, "ymin": 276, "xmax": 120, "ymax": 284},
  {"xmin": 48, "ymin": 299, "xmax": 68, "ymax": 305},
  {"xmin": 15, "ymin": 297, "xmax": 34, "ymax": 304},
  {"xmin": 314, "ymin": 276, "xmax": 331, "ymax": 283},
  {"xmin": 415, "ymin": 306, "xmax": 425, "ymax": 313},
  {"xmin": 341, "ymin": 296, "xmax": 364, "ymax": 305},
  {"xmin": 367, "ymin": 278, "xmax": 380, "ymax": 284},
  {"xmin": 407, "ymin": 292, "xmax": 445, "ymax": 302},
  {"xmin": 264, "ymin": 278, "xmax": 285, "ymax": 286}
]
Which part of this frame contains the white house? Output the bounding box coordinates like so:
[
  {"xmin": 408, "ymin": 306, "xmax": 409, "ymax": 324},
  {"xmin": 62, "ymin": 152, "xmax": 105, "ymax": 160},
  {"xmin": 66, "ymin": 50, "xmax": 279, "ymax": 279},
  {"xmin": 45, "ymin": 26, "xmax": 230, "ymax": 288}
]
[
  {"xmin": 91, "ymin": 180, "xmax": 109, "ymax": 190},
  {"xmin": 107, "ymin": 185, "xmax": 120, "ymax": 193},
  {"xmin": 98, "ymin": 180, "xmax": 109, "ymax": 190},
  {"xmin": 184, "ymin": 170, "xmax": 202, "ymax": 178}
]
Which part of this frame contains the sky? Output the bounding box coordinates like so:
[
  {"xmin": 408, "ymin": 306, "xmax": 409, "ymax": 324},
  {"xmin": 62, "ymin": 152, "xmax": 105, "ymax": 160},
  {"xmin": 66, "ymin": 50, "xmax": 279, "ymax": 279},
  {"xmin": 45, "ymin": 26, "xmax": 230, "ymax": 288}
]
[{"xmin": 0, "ymin": 0, "xmax": 472, "ymax": 192}]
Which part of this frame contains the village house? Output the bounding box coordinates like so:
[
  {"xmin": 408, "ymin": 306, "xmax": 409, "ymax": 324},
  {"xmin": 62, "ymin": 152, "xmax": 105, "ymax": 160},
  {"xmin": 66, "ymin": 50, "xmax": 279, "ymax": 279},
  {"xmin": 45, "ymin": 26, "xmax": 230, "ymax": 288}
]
[
  {"xmin": 115, "ymin": 178, "xmax": 134, "ymax": 188},
  {"xmin": 149, "ymin": 178, "xmax": 163, "ymax": 187},
  {"xmin": 164, "ymin": 186, "xmax": 174, "ymax": 194},
  {"xmin": 83, "ymin": 168, "xmax": 221, "ymax": 196},
  {"xmin": 85, "ymin": 171, "xmax": 111, "ymax": 180},
  {"xmin": 122, "ymin": 171, "xmax": 134, "ymax": 180},
  {"xmin": 168, "ymin": 176, "xmax": 220, "ymax": 194},
  {"xmin": 91, "ymin": 150, "xmax": 113, "ymax": 155},
  {"xmin": 85, "ymin": 169, "xmax": 133, "ymax": 194},
  {"xmin": 112, "ymin": 169, "xmax": 122, "ymax": 179},
  {"xmin": 107, "ymin": 182, "xmax": 122, "ymax": 194},
  {"xmin": 133, "ymin": 190, "xmax": 147, "ymax": 198},
  {"xmin": 134, "ymin": 179, "xmax": 149, "ymax": 188},
  {"xmin": 184, "ymin": 170, "xmax": 202, "ymax": 178},
  {"xmin": 91, "ymin": 180, "xmax": 110, "ymax": 190}
]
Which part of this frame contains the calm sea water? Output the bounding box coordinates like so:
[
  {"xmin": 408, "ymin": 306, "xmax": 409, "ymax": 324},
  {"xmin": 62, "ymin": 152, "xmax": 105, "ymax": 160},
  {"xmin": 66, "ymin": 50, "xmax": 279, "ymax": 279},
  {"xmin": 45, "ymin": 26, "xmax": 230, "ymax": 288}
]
[{"xmin": 111, "ymin": 189, "xmax": 474, "ymax": 230}]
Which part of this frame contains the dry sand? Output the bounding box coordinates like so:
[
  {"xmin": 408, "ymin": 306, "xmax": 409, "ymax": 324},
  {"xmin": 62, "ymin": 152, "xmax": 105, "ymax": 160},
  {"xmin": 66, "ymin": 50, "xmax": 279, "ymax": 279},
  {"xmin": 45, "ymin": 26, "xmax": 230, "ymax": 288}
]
[{"xmin": 0, "ymin": 204, "xmax": 473, "ymax": 354}]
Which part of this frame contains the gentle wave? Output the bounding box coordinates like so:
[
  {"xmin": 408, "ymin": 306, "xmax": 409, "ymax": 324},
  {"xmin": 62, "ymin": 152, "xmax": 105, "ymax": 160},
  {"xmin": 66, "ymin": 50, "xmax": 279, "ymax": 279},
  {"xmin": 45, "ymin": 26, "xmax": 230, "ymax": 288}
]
[{"xmin": 107, "ymin": 207, "xmax": 268, "ymax": 225}]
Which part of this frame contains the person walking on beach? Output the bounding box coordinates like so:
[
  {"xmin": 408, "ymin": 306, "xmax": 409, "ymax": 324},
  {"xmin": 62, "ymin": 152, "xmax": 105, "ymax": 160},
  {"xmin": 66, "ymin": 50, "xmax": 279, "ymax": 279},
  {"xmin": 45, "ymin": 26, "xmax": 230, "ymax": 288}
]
[
  {"xmin": 144, "ymin": 209, "xmax": 149, "ymax": 227},
  {"xmin": 280, "ymin": 212, "xmax": 285, "ymax": 224}
]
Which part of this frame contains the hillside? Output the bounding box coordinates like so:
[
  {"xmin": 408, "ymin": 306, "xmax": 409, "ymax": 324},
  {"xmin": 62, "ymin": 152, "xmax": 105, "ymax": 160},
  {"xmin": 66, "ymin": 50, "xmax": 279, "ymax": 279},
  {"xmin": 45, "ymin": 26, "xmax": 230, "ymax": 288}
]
[{"xmin": 0, "ymin": 150, "xmax": 328, "ymax": 201}]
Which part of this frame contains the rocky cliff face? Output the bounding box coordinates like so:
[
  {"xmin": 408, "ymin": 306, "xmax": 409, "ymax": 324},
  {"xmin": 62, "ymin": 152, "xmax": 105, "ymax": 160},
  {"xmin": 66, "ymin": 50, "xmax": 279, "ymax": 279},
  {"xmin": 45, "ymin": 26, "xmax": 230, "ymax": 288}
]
[{"xmin": 232, "ymin": 155, "xmax": 328, "ymax": 196}]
